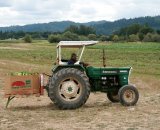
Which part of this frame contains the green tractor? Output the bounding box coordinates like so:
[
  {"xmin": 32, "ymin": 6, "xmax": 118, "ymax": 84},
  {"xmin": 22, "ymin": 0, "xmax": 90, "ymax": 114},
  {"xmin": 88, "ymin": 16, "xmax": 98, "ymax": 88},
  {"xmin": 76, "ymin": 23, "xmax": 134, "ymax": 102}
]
[{"xmin": 46, "ymin": 41, "xmax": 139, "ymax": 109}]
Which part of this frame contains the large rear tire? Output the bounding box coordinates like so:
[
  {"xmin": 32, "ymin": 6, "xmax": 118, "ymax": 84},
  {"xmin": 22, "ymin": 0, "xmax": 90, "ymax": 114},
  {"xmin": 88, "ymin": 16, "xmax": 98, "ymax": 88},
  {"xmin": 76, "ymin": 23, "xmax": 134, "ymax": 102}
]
[
  {"xmin": 118, "ymin": 85, "xmax": 139, "ymax": 106},
  {"xmin": 49, "ymin": 68, "xmax": 90, "ymax": 109}
]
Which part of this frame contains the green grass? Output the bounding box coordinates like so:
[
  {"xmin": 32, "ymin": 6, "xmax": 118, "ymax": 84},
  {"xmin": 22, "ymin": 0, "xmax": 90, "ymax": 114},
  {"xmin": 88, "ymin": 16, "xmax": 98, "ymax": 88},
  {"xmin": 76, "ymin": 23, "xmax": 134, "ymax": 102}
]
[{"xmin": 0, "ymin": 40, "xmax": 159, "ymax": 77}]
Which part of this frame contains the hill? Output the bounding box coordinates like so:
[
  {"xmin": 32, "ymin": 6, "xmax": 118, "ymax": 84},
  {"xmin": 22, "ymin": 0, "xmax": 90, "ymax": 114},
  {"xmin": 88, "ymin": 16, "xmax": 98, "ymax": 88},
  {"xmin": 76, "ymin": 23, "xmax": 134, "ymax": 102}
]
[
  {"xmin": 93, "ymin": 16, "xmax": 160, "ymax": 34},
  {"xmin": 0, "ymin": 16, "xmax": 160, "ymax": 35}
]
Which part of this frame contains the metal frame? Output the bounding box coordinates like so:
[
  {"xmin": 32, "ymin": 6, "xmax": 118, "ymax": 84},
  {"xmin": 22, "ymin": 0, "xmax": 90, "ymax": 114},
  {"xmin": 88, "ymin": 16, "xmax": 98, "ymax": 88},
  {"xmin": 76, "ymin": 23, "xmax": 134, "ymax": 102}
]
[
  {"xmin": 56, "ymin": 41, "xmax": 97, "ymax": 65},
  {"xmin": 75, "ymin": 45, "xmax": 85, "ymax": 64}
]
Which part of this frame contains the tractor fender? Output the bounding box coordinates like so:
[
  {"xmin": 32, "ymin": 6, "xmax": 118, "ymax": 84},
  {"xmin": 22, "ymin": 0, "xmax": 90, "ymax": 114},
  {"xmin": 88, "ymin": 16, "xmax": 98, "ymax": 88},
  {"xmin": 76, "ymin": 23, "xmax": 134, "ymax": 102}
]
[{"xmin": 52, "ymin": 65, "xmax": 86, "ymax": 74}]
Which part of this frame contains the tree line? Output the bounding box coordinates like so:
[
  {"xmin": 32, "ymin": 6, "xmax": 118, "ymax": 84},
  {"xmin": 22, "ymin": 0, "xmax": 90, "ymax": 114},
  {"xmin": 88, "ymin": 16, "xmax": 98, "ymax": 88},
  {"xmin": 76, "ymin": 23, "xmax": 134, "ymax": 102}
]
[
  {"xmin": 0, "ymin": 24, "xmax": 160, "ymax": 43},
  {"xmin": 49, "ymin": 24, "xmax": 160, "ymax": 43},
  {"xmin": 112, "ymin": 24, "xmax": 160, "ymax": 42},
  {"xmin": 0, "ymin": 31, "xmax": 51, "ymax": 40}
]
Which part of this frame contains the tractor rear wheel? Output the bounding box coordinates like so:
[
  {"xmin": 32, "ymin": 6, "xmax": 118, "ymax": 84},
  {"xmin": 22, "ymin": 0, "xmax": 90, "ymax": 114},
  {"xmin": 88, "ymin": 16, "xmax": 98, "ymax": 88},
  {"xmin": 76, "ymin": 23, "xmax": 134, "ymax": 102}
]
[
  {"xmin": 49, "ymin": 68, "xmax": 90, "ymax": 109},
  {"xmin": 118, "ymin": 85, "xmax": 139, "ymax": 106},
  {"xmin": 107, "ymin": 91, "xmax": 119, "ymax": 103}
]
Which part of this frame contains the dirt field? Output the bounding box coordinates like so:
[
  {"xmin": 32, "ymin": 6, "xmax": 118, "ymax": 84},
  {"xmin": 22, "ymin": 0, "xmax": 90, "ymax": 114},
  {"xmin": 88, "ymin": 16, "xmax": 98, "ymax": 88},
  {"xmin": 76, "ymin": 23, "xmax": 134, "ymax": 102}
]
[
  {"xmin": 0, "ymin": 60, "xmax": 160, "ymax": 130},
  {"xmin": 0, "ymin": 42, "xmax": 160, "ymax": 130}
]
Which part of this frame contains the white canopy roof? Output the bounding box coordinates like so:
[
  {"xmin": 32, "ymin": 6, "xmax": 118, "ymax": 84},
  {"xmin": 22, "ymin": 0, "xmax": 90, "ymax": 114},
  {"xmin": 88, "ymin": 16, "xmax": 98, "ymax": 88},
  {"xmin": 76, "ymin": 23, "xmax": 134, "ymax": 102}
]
[{"xmin": 57, "ymin": 41, "xmax": 98, "ymax": 47}]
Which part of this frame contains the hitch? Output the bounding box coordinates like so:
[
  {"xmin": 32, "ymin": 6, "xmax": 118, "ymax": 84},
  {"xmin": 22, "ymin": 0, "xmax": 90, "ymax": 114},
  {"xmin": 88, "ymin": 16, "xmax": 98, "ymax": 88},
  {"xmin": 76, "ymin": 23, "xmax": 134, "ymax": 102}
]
[{"xmin": 6, "ymin": 96, "xmax": 15, "ymax": 108}]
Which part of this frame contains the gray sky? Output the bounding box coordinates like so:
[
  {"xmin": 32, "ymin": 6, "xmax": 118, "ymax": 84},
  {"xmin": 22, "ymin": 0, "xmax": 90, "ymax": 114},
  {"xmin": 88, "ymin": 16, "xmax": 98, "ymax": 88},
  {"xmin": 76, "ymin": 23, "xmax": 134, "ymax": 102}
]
[{"xmin": 0, "ymin": 0, "xmax": 159, "ymax": 27}]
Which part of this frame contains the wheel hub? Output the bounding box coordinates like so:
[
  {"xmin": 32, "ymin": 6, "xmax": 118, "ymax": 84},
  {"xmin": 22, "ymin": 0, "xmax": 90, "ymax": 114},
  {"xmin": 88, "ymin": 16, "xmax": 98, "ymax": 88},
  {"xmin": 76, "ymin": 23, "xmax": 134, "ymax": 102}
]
[
  {"xmin": 61, "ymin": 81, "xmax": 79, "ymax": 99},
  {"xmin": 124, "ymin": 90, "xmax": 135, "ymax": 102}
]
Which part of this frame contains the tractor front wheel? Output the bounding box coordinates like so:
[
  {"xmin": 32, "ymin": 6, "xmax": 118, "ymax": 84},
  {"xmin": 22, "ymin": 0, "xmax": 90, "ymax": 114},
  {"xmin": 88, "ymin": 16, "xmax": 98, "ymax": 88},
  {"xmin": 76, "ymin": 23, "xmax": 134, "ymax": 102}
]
[
  {"xmin": 118, "ymin": 85, "xmax": 139, "ymax": 106},
  {"xmin": 49, "ymin": 68, "xmax": 90, "ymax": 109},
  {"xmin": 107, "ymin": 91, "xmax": 119, "ymax": 103}
]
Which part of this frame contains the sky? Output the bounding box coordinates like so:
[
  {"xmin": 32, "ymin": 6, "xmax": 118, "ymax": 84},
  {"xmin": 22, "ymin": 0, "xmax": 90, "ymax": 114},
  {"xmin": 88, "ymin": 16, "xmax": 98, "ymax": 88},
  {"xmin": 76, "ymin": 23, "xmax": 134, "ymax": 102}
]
[{"xmin": 0, "ymin": 0, "xmax": 160, "ymax": 27}]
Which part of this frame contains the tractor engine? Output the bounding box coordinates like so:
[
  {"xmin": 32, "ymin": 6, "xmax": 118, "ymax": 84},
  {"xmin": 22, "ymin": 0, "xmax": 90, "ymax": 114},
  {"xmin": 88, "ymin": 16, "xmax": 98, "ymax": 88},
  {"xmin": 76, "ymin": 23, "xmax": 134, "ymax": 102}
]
[
  {"xmin": 101, "ymin": 76, "xmax": 118, "ymax": 87},
  {"xmin": 86, "ymin": 66, "xmax": 131, "ymax": 92}
]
